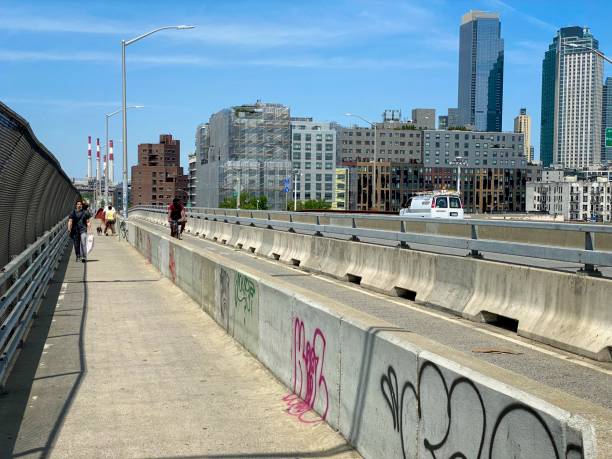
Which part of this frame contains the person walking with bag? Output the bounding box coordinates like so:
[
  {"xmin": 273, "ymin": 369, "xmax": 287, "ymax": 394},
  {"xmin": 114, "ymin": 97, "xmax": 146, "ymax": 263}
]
[{"xmin": 68, "ymin": 199, "xmax": 92, "ymax": 263}]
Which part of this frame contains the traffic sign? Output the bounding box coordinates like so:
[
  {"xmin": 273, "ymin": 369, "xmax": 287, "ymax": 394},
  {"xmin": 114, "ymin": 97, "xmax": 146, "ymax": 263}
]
[{"xmin": 606, "ymin": 128, "xmax": 612, "ymax": 148}]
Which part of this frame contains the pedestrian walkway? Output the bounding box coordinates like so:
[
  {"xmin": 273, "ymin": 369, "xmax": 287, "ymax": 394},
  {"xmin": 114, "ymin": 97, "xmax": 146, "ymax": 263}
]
[{"xmin": 0, "ymin": 235, "xmax": 358, "ymax": 458}]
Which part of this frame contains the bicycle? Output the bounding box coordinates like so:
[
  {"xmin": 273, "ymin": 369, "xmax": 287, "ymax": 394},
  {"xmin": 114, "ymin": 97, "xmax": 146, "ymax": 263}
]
[{"xmin": 169, "ymin": 219, "xmax": 181, "ymax": 239}]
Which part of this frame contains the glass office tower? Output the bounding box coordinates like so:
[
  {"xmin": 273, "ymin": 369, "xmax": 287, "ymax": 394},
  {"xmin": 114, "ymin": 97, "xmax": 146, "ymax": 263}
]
[{"xmin": 457, "ymin": 11, "xmax": 504, "ymax": 132}]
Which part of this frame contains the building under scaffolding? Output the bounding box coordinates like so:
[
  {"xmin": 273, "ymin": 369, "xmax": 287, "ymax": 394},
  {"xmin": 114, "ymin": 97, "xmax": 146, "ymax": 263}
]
[{"xmin": 197, "ymin": 101, "xmax": 291, "ymax": 209}]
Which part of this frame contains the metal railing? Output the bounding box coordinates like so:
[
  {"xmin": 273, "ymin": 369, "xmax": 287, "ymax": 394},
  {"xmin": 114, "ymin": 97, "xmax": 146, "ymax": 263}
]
[
  {"xmin": 0, "ymin": 218, "xmax": 69, "ymax": 387},
  {"xmin": 0, "ymin": 102, "xmax": 79, "ymax": 269},
  {"xmin": 132, "ymin": 206, "xmax": 612, "ymax": 275}
]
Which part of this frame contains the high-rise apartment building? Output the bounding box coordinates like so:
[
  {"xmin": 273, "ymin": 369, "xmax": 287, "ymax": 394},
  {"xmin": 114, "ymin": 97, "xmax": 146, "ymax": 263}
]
[
  {"xmin": 438, "ymin": 116, "xmax": 448, "ymax": 130},
  {"xmin": 188, "ymin": 154, "xmax": 197, "ymax": 207},
  {"xmin": 603, "ymin": 77, "xmax": 612, "ymax": 164},
  {"xmin": 337, "ymin": 123, "xmax": 422, "ymax": 164},
  {"xmin": 422, "ymin": 129, "xmax": 526, "ymax": 168},
  {"xmin": 457, "ymin": 11, "xmax": 504, "ymax": 132},
  {"xmin": 290, "ymin": 119, "xmax": 336, "ymax": 203},
  {"xmin": 130, "ymin": 134, "xmax": 188, "ymax": 207},
  {"xmin": 197, "ymin": 101, "xmax": 291, "ymax": 210},
  {"xmin": 514, "ymin": 108, "xmax": 532, "ymax": 162},
  {"xmin": 540, "ymin": 27, "xmax": 604, "ymax": 168}
]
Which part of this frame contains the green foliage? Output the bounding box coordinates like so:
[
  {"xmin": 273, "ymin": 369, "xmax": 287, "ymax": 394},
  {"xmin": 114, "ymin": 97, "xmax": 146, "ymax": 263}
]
[
  {"xmin": 447, "ymin": 126, "xmax": 470, "ymax": 131},
  {"xmin": 393, "ymin": 124, "xmax": 418, "ymax": 130},
  {"xmin": 220, "ymin": 192, "xmax": 268, "ymax": 210},
  {"xmin": 286, "ymin": 199, "xmax": 332, "ymax": 211}
]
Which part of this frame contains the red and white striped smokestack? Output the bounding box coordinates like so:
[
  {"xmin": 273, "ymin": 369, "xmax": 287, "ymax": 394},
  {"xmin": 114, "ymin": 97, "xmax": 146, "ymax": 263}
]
[
  {"xmin": 109, "ymin": 140, "xmax": 114, "ymax": 183},
  {"xmin": 96, "ymin": 138, "xmax": 101, "ymax": 181},
  {"xmin": 87, "ymin": 136, "xmax": 92, "ymax": 179}
]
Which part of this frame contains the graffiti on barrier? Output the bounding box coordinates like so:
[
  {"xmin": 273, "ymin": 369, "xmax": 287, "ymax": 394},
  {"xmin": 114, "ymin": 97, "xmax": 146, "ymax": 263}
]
[
  {"xmin": 234, "ymin": 272, "xmax": 256, "ymax": 323},
  {"xmin": 169, "ymin": 245, "xmax": 176, "ymax": 283},
  {"xmin": 380, "ymin": 363, "xmax": 584, "ymax": 458},
  {"xmin": 283, "ymin": 317, "xmax": 329, "ymax": 425},
  {"xmin": 219, "ymin": 268, "xmax": 230, "ymax": 328},
  {"xmin": 145, "ymin": 235, "xmax": 152, "ymax": 264}
]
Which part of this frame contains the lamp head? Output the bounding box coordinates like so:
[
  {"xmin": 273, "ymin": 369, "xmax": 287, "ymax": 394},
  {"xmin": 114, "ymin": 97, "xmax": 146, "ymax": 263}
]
[
  {"xmin": 344, "ymin": 113, "xmax": 353, "ymax": 117},
  {"xmin": 177, "ymin": 25, "xmax": 196, "ymax": 29}
]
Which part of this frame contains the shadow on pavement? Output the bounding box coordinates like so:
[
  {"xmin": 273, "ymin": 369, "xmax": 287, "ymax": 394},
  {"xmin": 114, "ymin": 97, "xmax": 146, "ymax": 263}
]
[
  {"xmin": 145, "ymin": 443, "xmax": 355, "ymax": 458},
  {"xmin": 0, "ymin": 247, "xmax": 89, "ymax": 458}
]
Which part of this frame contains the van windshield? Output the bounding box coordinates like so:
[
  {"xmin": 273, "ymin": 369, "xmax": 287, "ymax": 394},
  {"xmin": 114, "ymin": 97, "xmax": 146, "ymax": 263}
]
[
  {"xmin": 435, "ymin": 197, "xmax": 448, "ymax": 208},
  {"xmin": 449, "ymin": 197, "xmax": 461, "ymax": 208}
]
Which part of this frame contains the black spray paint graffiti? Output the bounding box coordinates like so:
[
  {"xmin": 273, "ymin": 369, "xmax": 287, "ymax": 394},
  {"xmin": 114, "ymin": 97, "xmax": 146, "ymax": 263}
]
[
  {"xmin": 219, "ymin": 269, "xmax": 230, "ymax": 328},
  {"xmin": 234, "ymin": 272, "xmax": 256, "ymax": 323},
  {"xmin": 380, "ymin": 363, "xmax": 584, "ymax": 459}
]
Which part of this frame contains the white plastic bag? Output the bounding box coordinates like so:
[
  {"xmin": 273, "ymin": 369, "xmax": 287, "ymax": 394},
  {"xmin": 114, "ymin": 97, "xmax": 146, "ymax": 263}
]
[{"xmin": 87, "ymin": 233, "xmax": 95, "ymax": 254}]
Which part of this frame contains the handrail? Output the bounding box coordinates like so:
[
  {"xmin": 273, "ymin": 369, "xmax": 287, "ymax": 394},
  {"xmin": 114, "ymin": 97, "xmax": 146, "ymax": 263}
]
[
  {"xmin": 148, "ymin": 205, "xmax": 612, "ymax": 233},
  {"xmin": 130, "ymin": 207, "xmax": 612, "ymax": 275},
  {"xmin": 0, "ymin": 218, "xmax": 69, "ymax": 387}
]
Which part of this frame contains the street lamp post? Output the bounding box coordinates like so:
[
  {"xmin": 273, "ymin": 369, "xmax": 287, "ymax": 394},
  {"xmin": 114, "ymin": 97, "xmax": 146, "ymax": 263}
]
[
  {"xmin": 292, "ymin": 169, "xmax": 303, "ymax": 211},
  {"xmin": 450, "ymin": 157, "xmax": 467, "ymax": 195},
  {"xmin": 566, "ymin": 42, "xmax": 612, "ymax": 64},
  {"xmin": 121, "ymin": 25, "xmax": 195, "ymax": 219},
  {"xmin": 105, "ymin": 105, "xmax": 143, "ymax": 206},
  {"xmin": 344, "ymin": 113, "xmax": 378, "ymax": 211}
]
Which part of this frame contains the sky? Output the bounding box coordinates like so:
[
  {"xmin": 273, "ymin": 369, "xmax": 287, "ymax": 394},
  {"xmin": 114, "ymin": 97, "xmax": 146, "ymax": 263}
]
[{"xmin": 1, "ymin": 0, "xmax": 611, "ymax": 178}]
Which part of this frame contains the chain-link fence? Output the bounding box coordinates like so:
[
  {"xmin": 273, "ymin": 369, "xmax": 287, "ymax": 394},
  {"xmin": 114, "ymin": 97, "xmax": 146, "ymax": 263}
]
[{"xmin": 0, "ymin": 102, "xmax": 79, "ymax": 269}]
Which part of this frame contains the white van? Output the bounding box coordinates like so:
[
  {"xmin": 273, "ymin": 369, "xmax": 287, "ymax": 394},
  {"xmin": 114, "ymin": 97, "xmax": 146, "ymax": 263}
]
[{"xmin": 399, "ymin": 192, "xmax": 464, "ymax": 219}]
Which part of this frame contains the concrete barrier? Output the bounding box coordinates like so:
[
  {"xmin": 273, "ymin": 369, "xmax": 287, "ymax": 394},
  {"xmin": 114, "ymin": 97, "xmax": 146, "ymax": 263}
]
[
  {"xmin": 126, "ymin": 219, "xmax": 610, "ymax": 458},
  {"xmin": 177, "ymin": 215, "xmax": 612, "ymax": 361}
]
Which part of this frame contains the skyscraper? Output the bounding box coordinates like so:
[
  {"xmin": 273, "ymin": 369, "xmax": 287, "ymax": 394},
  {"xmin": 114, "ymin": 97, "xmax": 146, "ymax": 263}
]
[
  {"xmin": 514, "ymin": 108, "xmax": 532, "ymax": 162},
  {"xmin": 540, "ymin": 27, "xmax": 604, "ymax": 168},
  {"xmin": 603, "ymin": 77, "xmax": 612, "ymax": 164},
  {"xmin": 457, "ymin": 11, "xmax": 504, "ymax": 132}
]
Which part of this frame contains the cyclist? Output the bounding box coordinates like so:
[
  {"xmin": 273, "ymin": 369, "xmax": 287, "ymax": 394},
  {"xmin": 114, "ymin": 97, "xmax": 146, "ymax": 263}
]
[{"xmin": 167, "ymin": 197, "xmax": 186, "ymax": 239}]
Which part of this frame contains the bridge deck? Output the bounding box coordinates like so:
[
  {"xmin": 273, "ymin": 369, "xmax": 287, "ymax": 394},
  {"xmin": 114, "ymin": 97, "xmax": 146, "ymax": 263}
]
[
  {"xmin": 139, "ymin": 220, "xmax": 612, "ymax": 412},
  {"xmin": 0, "ymin": 236, "xmax": 358, "ymax": 458}
]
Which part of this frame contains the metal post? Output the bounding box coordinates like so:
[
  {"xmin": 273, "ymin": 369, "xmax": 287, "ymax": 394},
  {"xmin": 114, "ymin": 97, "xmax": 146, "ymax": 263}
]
[
  {"xmin": 456, "ymin": 163, "xmax": 461, "ymax": 194},
  {"xmin": 121, "ymin": 39, "xmax": 128, "ymax": 219},
  {"xmin": 469, "ymin": 223, "xmax": 482, "ymax": 258},
  {"xmin": 373, "ymin": 123, "xmax": 377, "ymax": 211},
  {"xmin": 293, "ymin": 170, "xmax": 298, "ymax": 211},
  {"xmin": 236, "ymin": 174, "xmax": 241, "ymax": 209},
  {"xmin": 105, "ymin": 114, "xmax": 109, "ymax": 206},
  {"xmin": 579, "ymin": 231, "xmax": 601, "ymax": 276}
]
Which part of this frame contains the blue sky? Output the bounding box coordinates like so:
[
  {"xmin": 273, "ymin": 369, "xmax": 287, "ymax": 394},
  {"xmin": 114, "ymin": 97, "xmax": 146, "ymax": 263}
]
[{"xmin": 1, "ymin": 0, "xmax": 611, "ymax": 178}]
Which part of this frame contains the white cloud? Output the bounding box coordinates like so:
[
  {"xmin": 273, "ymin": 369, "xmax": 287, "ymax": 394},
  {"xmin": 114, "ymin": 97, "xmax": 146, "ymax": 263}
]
[
  {"xmin": 0, "ymin": 1, "xmax": 458, "ymax": 51},
  {"xmin": 485, "ymin": 0, "xmax": 557, "ymax": 32},
  {"xmin": 0, "ymin": 48, "xmax": 453, "ymax": 70}
]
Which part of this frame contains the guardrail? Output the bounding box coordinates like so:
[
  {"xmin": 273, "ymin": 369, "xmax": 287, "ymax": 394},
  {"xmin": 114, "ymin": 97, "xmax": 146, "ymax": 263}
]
[
  {"xmin": 0, "ymin": 218, "xmax": 69, "ymax": 387},
  {"xmin": 133, "ymin": 206, "xmax": 612, "ymax": 275},
  {"xmin": 0, "ymin": 102, "xmax": 79, "ymax": 269}
]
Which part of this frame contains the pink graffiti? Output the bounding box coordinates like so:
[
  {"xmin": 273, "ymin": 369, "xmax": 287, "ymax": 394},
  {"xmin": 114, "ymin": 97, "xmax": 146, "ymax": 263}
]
[
  {"xmin": 169, "ymin": 245, "xmax": 176, "ymax": 283},
  {"xmin": 282, "ymin": 317, "xmax": 329, "ymax": 424}
]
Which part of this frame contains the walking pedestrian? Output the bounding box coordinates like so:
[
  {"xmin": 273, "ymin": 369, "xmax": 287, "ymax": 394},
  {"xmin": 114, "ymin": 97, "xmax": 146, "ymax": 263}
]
[
  {"xmin": 104, "ymin": 204, "xmax": 117, "ymax": 235},
  {"xmin": 68, "ymin": 199, "xmax": 92, "ymax": 263}
]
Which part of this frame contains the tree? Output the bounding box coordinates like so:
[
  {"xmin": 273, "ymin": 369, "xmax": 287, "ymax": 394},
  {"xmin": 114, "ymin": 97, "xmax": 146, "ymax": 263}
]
[
  {"xmin": 286, "ymin": 199, "xmax": 331, "ymax": 211},
  {"xmin": 220, "ymin": 192, "xmax": 268, "ymax": 210}
]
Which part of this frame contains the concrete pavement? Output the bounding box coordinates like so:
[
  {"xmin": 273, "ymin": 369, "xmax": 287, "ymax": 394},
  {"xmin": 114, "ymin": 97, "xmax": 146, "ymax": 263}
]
[{"xmin": 0, "ymin": 235, "xmax": 358, "ymax": 458}]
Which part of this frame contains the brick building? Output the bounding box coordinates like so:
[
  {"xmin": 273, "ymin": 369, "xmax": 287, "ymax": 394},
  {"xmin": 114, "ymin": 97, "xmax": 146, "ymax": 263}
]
[{"xmin": 130, "ymin": 134, "xmax": 189, "ymax": 207}]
